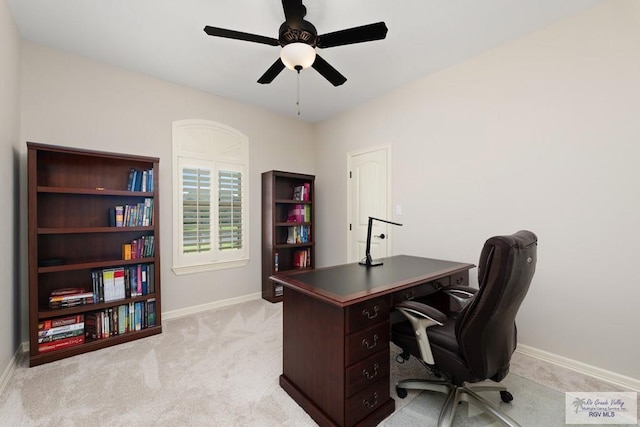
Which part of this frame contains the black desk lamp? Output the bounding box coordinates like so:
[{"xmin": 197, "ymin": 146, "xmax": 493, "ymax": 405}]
[{"xmin": 359, "ymin": 216, "xmax": 403, "ymax": 267}]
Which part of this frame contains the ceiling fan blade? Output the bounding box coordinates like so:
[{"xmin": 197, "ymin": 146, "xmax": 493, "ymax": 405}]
[
  {"xmin": 204, "ymin": 26, "xmax": 279, "ymax": 46},
  {"xmin": 317, "ymin": 22, "xmax": 388, "ymax": 48},
  {"xmin": 282, "ymin": 0, "xmax": 306, "ymax": 27},
  {"xmin": 257, "ymin": 59, "xmax": 286, "ymax": 84},
  {"xmin": 312, "ymin": 54, "xmax": 347, "ymax": 86}
]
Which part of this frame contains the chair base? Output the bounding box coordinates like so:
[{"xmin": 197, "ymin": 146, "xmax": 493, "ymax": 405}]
[{"xmin": 396, "ymin": 378, "xmax": 521, "ymax": 427}]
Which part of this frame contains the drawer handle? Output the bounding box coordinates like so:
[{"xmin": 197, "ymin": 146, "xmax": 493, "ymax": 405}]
[
  {"xmin": 362, "ymin": 305, "xmax": 379, "ymax": 319},
  {"xmin": 362, "ymin": 334, "xmax": 378, "ymax": 350},
  {"xmin": 362, "ymin": 363, "xmax": 379, "ymax": 380},
  {"xmin": 363, "ymin": 392, "xmax": 379, "ymax": 409},
  {"xmin": 456, "ymin": 277, "xmax": 464, "ymax": 285},
  {"xmin": 403, "ymin": 290, "xmax": 415, "ymax": 301}
]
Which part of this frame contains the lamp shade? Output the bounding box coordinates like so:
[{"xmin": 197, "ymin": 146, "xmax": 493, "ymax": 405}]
[{"xmin": 280, "ymin": 42, "xmax": 316, "ymax": 70}]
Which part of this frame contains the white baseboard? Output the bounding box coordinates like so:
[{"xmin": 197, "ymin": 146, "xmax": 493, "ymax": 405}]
[
  {"xmin": 161, "ymin": 292, "xmax": 263, "ymax": 320},
  {"xmin": 516, "ymin": 344, "xmax": 640, "ymax": 392},
  {"xmin": 0, "ymin": 346, "xmax": 23, "ymax": 398}
]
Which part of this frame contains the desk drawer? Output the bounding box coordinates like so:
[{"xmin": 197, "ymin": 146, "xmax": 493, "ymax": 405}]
[
  {"xmin": 346, "ymin": 321, "xmax": 389, "ymax": 366},
  {"xmin": 346, "ymin": 297, "xmax": 391, "ymax": 334},
  {"xmin": 346, "ymin": 351, "xmax": 389, "ymax": 398},
  {"xmin": 345, "ymin": 376, "xmax": 391, "ymax": 426},
  {"xmin": 392, "ymin": 280, "xmax": 444, "ymax": 304}
]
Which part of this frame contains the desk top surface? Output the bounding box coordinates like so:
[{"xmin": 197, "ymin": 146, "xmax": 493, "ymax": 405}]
[{"xmin": 270, "ymin": 255, "xmax": 475, "ymax": 307}]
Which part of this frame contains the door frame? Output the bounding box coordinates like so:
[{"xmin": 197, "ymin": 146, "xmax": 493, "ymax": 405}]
[{"xmin": 346, "ymin": 145, "xmax": 392, "ymax": 263}]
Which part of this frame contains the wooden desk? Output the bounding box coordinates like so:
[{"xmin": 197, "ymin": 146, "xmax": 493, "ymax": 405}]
[{"xmin": 271, "ymin": 255, "xmax": 475, "ymax": 427}]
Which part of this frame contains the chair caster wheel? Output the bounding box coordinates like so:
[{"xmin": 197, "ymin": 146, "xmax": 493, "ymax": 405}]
[
  {"xmin": 396, "ymin": 387, "xmax": 408, "ymax": 399},
  {"xmin": 500, "ymin": 390, "xmax": 513, "ymax": 403}
]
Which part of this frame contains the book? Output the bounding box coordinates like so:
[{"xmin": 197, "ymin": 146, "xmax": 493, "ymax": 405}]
[
  {"xmin": 38, "ymin": 322, "xmax": 84, "ymax": 338},
  {"xmin": 148, "ymin": 263, "xmax": 155, "ymax": 294},
  {"xmin": 122, "ymin": 243, "xmax": 132, "ymax": 260},
  {"xmin": 115, "ymin": 205, "xmax": 124, "ymax": 227},
  {"xmin": 49, "ymin": 290, "xmax": 94, "ymax": 309},
  {"xmin": 127, "ymin": 168, "xmax": 136, "ymax": 191},
  {"xmin": 102, "ymin": 269, "xmax": 115, "ymax": 302},
  {"xmin": 49, "ymin": 292, "xmax": 94, "ymax": 302},
  {"xmin": 118, "ymin": 305, "xmax": 128, "ymax": 334},
  {"xmin": 38, "ymin": 328, "xmax": 84, "ymax": 344},
  {"xmin": 113, "ymin": 267, "xmax": 126, "ymax": 300},
  {"xmin": 146, "ymin": 298, "xmax": 156, "ymax": 327},
  {"xmin": 38, "ymin": 335, "xmax": 84, "ymax": 353},
  {"xmin": 38, "ymin": 315, "xmax": 83, "ymax": 330}
]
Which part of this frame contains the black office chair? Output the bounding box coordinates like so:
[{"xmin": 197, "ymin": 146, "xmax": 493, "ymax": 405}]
[{"xmin": 391, "ymin": 230, "xmax": 537, "ymax": 427}]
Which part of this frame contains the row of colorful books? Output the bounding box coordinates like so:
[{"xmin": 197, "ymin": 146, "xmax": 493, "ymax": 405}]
[
  {"xmin": 286, "ymin": 204, "xmax": 311, "ymax": 223},
  {"xmin": 38, "ymin": 314, "xmax": 85, "ymax": 353},
  {"xmin": 293, "ymin": 248, "xmax": 312, "ymax": 269},
  {"xmin": 286, "ymin": 225, "xmax": 311, "ymax": 244},
  {"xmin": 85, "ymin": 299, "xmax": 156, "ymax": 341},
  {"xmin": 122, "ymin": 235, "xmax": 155, "ymax": 260},
  {"xmin": 292, "ymin": 183, "xmax": 310, "ymax": 201},
  {"xmin": 91, "ymin": 263, "xmax": 155, "ymax": 303},
  {"xmin": 127, "ymin": 168, "xmax": 154, "ymax": 192},
  {"xmin": 113, "ymin": 198, "xmax": 154, "ymax": 227}
]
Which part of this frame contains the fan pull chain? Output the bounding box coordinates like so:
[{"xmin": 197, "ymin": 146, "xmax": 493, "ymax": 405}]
[
  {"xmin": 295, "ymin": 66, "xmax": 302, "ymax": 116},
  {"xmin": 297, "ymin": 72, "xmax": 300, "ymax": 116}
]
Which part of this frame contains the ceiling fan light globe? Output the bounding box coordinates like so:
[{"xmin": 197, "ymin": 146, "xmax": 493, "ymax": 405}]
[{"xmin": 280, "ymin": 42, "xmax": 316, "ymax": 70}]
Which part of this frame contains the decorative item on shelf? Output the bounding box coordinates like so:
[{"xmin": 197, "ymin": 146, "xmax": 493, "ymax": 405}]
[{"xmin": 38, "ymin": 258, "xmax": 64, "ymax": 268}]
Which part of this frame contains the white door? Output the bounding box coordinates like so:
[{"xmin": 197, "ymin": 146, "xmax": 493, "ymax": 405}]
[{"xmin": 348, "ymin": 147, "xmax": 391, "ymax": 264}]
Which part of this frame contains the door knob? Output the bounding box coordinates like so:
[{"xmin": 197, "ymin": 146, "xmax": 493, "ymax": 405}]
[{"xmin": 374, "ymin": 233, "xmax": 385, "ymax": 239}]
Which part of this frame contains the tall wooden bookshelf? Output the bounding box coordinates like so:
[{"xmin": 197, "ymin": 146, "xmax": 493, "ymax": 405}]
[
  {"xmin": 262, "ymin": 171, "xmax": 315, "ymax": 303},
  {"xmin": 27, "ymin": 142, "xmax": 162, "ymax": 366}
]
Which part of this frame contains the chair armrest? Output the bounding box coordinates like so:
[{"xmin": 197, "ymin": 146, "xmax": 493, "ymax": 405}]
[
  {"xmin": 395, "ymin": 300, "xmax": 447, "ymax": 325},
  {"xmin": 395, "ymin": 300, "xmax": 446, "ymax": 364},
  {"xmin": 442, "ymin": 285, "xmax": 477, "ymax": 311}
]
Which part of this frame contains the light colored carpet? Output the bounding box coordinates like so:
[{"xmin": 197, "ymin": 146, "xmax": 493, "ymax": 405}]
[
  {"xmin": 0, "ymin": 298, "xmax": 634, "ymax": 426},
  {"xmin": 385, "ymin": 372, "xmax": 565, "ymax": 426}
]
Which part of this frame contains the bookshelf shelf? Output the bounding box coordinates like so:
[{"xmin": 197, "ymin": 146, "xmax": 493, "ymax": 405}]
[
  {"xmin": 38, "ymin": 186, "xmax": 154, "ymax": 197},
  {"xmin": 38, "ymin": 293, "xmax": 158, "ymax": 319},
  {"xmin": 29, "ymin": 326, "xmax": 162, "ymax": 366},
  {"xmin": 38, "ymin": 226, "xmax": 154, "ymax": 234},
  {"xmin": 38, "ymin": 257, "xmax": 155, "ymax": 273},
  {"xmin": 262, "ymin": 170, "xmax": 315, "ymax": 303},
  {"xmin": 28, "ymin": 142, "xmax": 162, "ymax": 367}
]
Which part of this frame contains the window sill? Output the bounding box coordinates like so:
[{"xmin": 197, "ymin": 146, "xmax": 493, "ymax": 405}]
[{"xmin": 172, "ymin": 258, "xmax": 249, "ymax": 276}]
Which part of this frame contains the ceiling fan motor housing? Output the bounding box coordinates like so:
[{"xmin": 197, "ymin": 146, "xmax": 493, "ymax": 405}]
[{"xmin": 279, "ymin": 20, "xmax": 317, "ymax": 47}]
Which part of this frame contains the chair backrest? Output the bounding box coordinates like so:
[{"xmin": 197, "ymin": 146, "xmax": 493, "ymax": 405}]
[{"xmin": 455, "ymin": 230, "xmax": 537, "ymax": 382}]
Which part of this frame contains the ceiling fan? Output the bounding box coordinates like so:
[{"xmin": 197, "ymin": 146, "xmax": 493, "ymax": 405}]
[{"xmin": 204, "ymin": 0, "xmax": 388, "ymax": 86}]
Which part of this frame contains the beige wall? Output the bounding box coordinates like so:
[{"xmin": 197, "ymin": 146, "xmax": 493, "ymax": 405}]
[
  {"xmin": 0, "ymin": 0, "xmax": 21, "ymax": 376},
  {"xmin": 4, "ymin": 0, "xmax": 639, "ymax": 387},
  {"xmin": 19, "ymin": 42, "xmax": 315, "ymax": 338},
  {"xmin": 314, "ymin": 0, "xmax": 640, "ymax": 380}
]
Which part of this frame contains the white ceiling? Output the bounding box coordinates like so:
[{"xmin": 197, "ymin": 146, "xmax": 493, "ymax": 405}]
[{"xmin": 8, "ymin": 0, "xmax": 603, "ymax": 123}]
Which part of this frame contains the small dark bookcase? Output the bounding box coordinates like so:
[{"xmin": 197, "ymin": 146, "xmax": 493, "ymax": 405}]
[
  {"xmin": 27, "ymin": 142, "xmax": 162, "ymax": 366},
  {"xmin": 261, "ymin": 170, "xmax": 315, "ymax": 302}
]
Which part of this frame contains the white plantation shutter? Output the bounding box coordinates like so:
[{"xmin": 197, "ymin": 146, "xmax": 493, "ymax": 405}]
[
  {"xmin": 172, "ymin": 120, "xmax": 249, "ymax": 275},
  {"xmin": 182, "ymin": 167, "xmax": 211, "ymax": 254},
  {"xmin": 218, "ymin": 170, "xmax": 242, "ymax": 250}
]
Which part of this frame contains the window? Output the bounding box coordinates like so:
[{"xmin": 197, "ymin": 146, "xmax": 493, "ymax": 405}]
[{"xmin": 172, "ymin": 120, "xmax": 249, "ymax": 275}]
